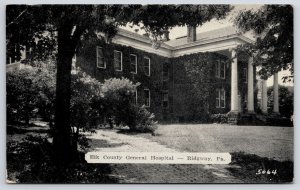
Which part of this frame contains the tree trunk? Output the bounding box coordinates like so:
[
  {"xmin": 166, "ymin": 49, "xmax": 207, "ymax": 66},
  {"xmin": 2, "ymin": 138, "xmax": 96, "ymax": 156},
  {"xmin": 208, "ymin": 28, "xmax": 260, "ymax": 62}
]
[{"xmin": 52, "ymin": 24, "xmax": 75, "ymax": 167}]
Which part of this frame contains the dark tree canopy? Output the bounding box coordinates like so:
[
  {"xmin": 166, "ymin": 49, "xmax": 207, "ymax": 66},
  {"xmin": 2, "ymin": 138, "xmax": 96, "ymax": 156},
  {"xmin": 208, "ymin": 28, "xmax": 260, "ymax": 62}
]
[
  {"xmin": 6, "ymin": 4, "xmax": 232, "ymax": 166},
  {"xmin": 235, "ymin": 5, "xmax": 293, "ymax": 82}
]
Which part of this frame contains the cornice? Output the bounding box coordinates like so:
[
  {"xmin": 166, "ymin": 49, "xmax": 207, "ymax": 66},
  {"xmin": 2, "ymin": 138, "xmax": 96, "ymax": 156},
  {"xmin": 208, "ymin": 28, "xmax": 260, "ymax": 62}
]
[{"xmin": 113, "ymin": 28, "xmax": 254, "ymax": 58}]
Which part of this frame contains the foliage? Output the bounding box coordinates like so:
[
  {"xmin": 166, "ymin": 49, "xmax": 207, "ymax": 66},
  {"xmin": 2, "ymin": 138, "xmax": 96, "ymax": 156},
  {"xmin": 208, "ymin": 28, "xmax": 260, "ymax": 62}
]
[
  {"xmin": 90, "ymin": 77, "xmax": 157, "ymax": 133},
  {"xmin": 172, "ymin": 52, "xmax": 230, "ymax": 122},
  {"xmin": 211, "ymin": 114, "xmax": 228, "ymax": 123},
  {"xmin": 128, "ymin": 105, "xmax": 158, "ymax": 133},
  {"xmin": 235, "ymin": 5, "xmax": 293, "ymax": 82},
  {"xmin": 7, "ymin": 5, "xmax": 233, "ymax": 58},
  {"xmin": 7, "ymin": 135, "xmax": 117, "ymax": 183},
  {"xmin": 267, "ymin": 85, "xmax": 294, "ymax": 118},
  {"xmin": 7, "ymin": 62, "xmax": 56, "ymax": 125},
  {"xmin": 7, "ymin": 63, "xmax": 157, "ymax": 134},
  {"xmin": 70, "ymin": 70, "xmax": 103, "ymax": 131}
]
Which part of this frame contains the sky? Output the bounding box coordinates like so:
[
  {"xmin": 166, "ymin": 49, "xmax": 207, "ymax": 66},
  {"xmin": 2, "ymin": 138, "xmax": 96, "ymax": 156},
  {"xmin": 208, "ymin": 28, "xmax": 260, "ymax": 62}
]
[{"xmin": 121, "ymin": 5, "xmax": 293, "ymax": 87}]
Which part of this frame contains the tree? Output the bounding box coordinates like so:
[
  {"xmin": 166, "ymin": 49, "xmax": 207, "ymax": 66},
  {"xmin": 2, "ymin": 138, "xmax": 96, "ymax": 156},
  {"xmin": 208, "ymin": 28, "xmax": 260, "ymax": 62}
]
[
  {"xmin": 234, "ymin": 5, "xmax": 293, "ymax": 82},
  {"xmin": 6, "ymin": 5, "xmax": 232, "ymax": 166}
]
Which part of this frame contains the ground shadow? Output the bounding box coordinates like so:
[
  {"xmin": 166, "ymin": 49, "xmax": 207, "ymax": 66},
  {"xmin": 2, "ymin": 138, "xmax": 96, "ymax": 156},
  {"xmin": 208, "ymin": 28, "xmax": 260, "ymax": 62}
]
[
  {"xmin": 7, "ymin": 124, "xmax": 50, "ymax": 134},
  {"xmin": 88, "ymin": 138, "xmax": 127, "ymax": 149},
  {"xmin": 7, "ymin": 133, "xmax": 120, "ymax": 183},
  {"xmin": 116, "ymin": 129, "xmax": 154, "ymax": 136}
]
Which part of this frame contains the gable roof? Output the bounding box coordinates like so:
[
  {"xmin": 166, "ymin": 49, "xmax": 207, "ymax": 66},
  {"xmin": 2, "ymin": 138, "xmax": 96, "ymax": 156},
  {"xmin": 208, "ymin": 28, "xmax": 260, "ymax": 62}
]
[{"xmin": 165, "ymin": 26, "xmax": 242, "ymax": 47}]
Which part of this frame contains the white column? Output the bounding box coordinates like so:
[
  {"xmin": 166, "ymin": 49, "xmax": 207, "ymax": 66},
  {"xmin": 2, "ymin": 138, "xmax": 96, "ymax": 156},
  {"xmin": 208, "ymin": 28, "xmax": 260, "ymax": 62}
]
[
  {"xmin": 273, "ymin": 73, "xmax": 279, "ymax": 113},
  {"xmin": 261, "ymin": 79, "xmax": 268, "ymax": 114},
  {"xmin": 230, "ymin": 49, "xmax": 239, "ymax": 112},
  {"xmin": 247, "ymin": 57, "xmax": 254, "ymax": 112}
]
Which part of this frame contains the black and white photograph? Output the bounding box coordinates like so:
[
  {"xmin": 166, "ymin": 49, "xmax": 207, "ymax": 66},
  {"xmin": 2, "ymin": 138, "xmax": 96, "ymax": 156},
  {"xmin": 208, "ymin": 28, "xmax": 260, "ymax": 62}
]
[{"xmin": 5, "ymin": 4, "xmax": 294, "ymax": 184}]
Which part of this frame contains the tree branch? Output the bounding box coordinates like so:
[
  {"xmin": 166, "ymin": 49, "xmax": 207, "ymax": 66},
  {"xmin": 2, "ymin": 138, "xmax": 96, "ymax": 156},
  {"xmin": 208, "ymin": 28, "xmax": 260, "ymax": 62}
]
[{"xmin": 6, "ymin": 8, "xmax": 28, "ymax": 28}]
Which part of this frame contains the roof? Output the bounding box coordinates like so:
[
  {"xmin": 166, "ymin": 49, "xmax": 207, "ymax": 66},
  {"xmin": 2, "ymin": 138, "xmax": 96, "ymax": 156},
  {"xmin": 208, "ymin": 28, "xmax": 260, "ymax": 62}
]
[
  {"xmin": 114, "ymin": 26, "xmax": 254, "ymax": 57},
  {"xmin": 165, "ymin": 26, "xmax": 241, "ymax": 47}
]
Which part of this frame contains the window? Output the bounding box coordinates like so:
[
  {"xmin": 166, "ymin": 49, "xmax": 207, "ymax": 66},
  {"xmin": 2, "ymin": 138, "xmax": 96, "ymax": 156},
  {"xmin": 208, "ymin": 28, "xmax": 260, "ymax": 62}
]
[
  {"xmin": 144, "ymin": 89, "xmax": 150, "ymax": 107},
  {"xmin": 96, "ymin": 46, "xmax": 105, "ymax": 68},
  {"xmin": 162, "ymin": 91, "xmax": 168, "ymax": 108},
  {"xmin": 114, "ymin": 50, "xmax": 122, "ymax": 71},
  {"xmin": 216, "ymin": 60, "xmax": 225, "ymax": 79},
  {"xmin": 144, "ymin": 57, "xmax": 150, "ymax": 76},
  {"xmin": 216, "ymin": 88, "xmax": 226, "ymax": 108},
  {"xmin": 131, "ymin": 90, "xmax": 138, "ymax": 105},
  {"xmin": 163, "ymin": 63, "xmax": 169, "ymax": 81},
  {"xmin": 243, "ymin": 68, "xmax": 248, "ymax": 83},
  {"xmin": 130, "ymin": 54, "xmax": 137, "ymax": 74}
]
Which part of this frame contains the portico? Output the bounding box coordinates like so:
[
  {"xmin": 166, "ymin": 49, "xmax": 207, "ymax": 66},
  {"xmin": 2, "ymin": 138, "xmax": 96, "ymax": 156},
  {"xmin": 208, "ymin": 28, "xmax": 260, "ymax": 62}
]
[{"xmin": 228, "ymin": 47, "xmax": 280, "ymax": 122}]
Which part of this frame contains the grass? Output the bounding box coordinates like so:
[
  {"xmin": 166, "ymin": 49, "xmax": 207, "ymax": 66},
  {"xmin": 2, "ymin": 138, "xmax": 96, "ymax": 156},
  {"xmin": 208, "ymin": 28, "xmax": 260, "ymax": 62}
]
[
  {"xmin": 135, "ymin": 124, "xmax": 294, "ymax": 183},
  {"xmin": 138, "ymin": 124, "xmax": 293, "ymax": 161}
]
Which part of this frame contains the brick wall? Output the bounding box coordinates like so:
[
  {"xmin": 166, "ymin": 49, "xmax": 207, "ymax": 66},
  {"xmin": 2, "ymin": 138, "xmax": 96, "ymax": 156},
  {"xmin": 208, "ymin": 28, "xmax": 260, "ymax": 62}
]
[
  {"xmin": 76, "ymin": 37, "xmax": 256, "ymax": 123},
  {"xmin": 76, "ymin": 38, "xmax": 169, "ymax": 121}
]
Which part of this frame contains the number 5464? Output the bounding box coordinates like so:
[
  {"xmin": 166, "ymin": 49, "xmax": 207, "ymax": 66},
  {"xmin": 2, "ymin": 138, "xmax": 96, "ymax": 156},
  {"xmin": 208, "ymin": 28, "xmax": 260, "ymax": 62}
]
[{"xmin": 256, "ymin": 169, "xmax": 277, "ymax": 175}]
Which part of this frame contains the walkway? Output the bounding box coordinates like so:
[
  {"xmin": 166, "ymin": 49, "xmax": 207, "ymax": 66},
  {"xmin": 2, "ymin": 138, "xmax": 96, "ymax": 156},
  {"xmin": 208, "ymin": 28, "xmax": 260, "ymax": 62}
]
[{"xmin": 86, "ymin": 129, "xmax": 243, "ymax": 183}]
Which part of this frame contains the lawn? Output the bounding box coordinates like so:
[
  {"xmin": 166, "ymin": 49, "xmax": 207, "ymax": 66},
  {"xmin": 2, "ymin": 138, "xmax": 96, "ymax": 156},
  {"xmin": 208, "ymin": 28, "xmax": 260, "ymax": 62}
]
[
  {"xmin": 140, "ymin": 124, "xmax": 293, "ymax": 161},
  {"xmin": 136, "ymin": 124, "xmax": 294, "ymax": 183}
]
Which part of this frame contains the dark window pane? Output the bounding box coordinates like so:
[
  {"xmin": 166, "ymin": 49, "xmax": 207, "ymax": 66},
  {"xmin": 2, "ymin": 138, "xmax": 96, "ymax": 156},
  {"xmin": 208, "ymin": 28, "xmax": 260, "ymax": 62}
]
[
  {"xmin": 97, "ymin": 47, "xmax": 105, "ymax": 68},
  {"xmin": 216, "ymin": 89, "xmax": 220, "ymax": 108},
  {"xmin": 114, "ymin": 51, "xmax": 122, "ymax": 71},
  {"xmin": 144, "ymin": 89, "xmax": 150, "ymax": 107},
  {"xmin": 220, "ymin": 61, "xmax": 225, "ymax": 78},
  {"xmin": 130, "ymin": 54, "xmax": 137, "ymax": 73},
  {"xmin": 144, "ymin": 58, "xmax": 150, "ymax": 76},
  {"xmin": 163, "ymin": 91, "xmax": 168, "ymax": 108}
]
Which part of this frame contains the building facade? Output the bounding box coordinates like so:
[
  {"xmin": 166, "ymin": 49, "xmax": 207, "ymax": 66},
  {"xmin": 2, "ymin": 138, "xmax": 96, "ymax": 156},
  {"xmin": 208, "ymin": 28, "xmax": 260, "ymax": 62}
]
[{"xmin": 74, "ymin": 26, "xmax": 278, "ymax": 123}]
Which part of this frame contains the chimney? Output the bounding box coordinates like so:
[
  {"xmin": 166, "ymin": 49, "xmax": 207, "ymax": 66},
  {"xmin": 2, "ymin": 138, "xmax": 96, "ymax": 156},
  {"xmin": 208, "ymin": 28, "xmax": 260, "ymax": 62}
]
[
  {"xmin": 187, "ymin": 25, "xmax": 196, "ymax": 42},
  {"xmin": 163, "ymin": 30, "xmax": 170, "ymax": 41}
]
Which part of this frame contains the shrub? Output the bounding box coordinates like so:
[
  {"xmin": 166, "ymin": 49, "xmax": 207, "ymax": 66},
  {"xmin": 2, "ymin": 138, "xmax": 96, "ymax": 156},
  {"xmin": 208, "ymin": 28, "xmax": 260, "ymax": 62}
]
[
  {"xmin": 7, "ymin": 63, "xmax": 56, "ymax": 125},
  {"xmin": 99, "ymin": 77, "xmax": 139, "ymax": 128},
  {"xmin": 7, "ymin": 63, "xmax": 157, "ymax": 136},
  {"xmin": 70, "ymin": 70, "xmax": 103, "ymax": 149},
  {"xmin": 211, "ymin": 113, "xmax": 228, "ymax": 123},
  {"xmin": 96, "ymin": 77, "xmax": 157, "ymax": 133},
  {"xmin": 128, "ymin": 105, "xmax": 158, "ymax": 133}
]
